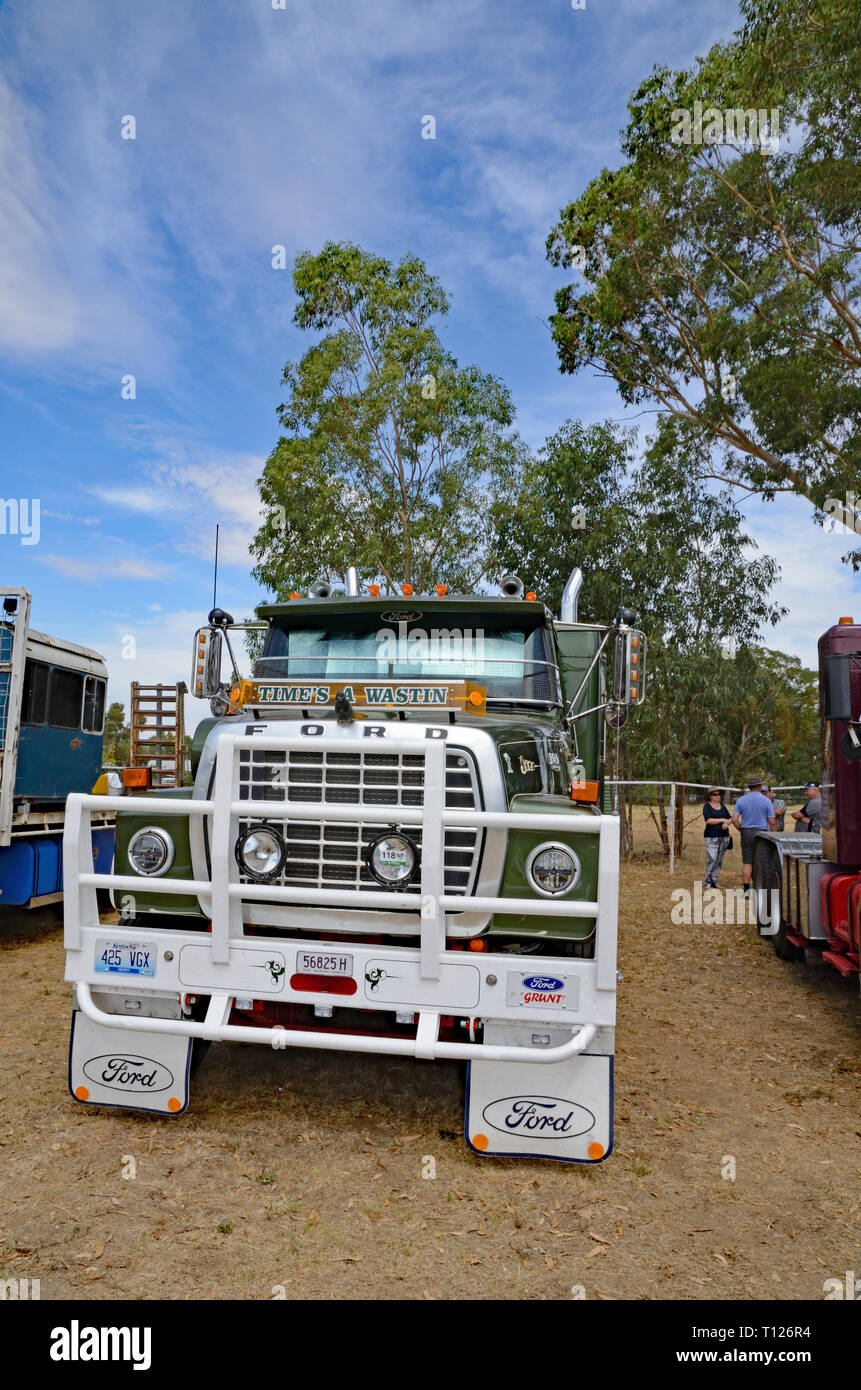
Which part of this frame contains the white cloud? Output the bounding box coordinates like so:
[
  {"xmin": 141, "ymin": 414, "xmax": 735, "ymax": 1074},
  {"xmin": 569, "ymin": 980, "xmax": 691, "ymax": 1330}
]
[
  {"xmin": 97, "ymin": 428, "xmax": 269, "ymax": 569},
  {"xmin": 90, "ymin": 487, "xmax": 168, "ymax": 514},
  {"xmin": 36, "ymin": 554, "xmax": 163, "ymax": 582},
  {"xmin": 102, "ymin": 606, "xmax": 253, "ymax": 731},
  {"xmin": 0, "ymin": 0, "xmax": 735, "ymax": 382},
  {"xmin": 739, "ymin": 493, "xmax": 861, "ymax": 667}
]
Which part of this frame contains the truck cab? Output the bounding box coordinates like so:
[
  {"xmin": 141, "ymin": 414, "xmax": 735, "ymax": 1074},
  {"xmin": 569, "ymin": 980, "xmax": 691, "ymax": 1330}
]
[
  {"xmin": 63, "ymin": 569, "xmax": 645, "ymax": 1161},
  {"xmin": 0, "ymin": 589, "xmax": 113, "ymax": 909}
]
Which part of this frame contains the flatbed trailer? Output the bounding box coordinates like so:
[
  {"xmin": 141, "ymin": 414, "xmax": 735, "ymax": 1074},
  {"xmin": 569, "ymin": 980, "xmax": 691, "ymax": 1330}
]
[{"xmin": 752, "ymin": 617, "xmax": 861, "ymax": 985}]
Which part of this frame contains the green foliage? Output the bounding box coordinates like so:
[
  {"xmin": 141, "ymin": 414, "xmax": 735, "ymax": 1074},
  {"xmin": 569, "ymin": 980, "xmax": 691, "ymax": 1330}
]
[
  {"xmin": 252, "ymin": 242, "xmax": 526, "ymax": 597},
  {"xmin": 547, "ymin": 0, "xmax": 861, "ymax": 560},
  {"xmin": 499, "ymin": 413, "xmax": 783, "ymax": 643},
  {"xmin": 499, "ymin": 412, "xmax": 820, "ymax": 852},
  {"xmin": 495, "ymin": 419, "xmax": 635, "ymax": 620},
  {"xmin": 102, "ymin": 701, "xmax": 129, "ymax": 766}
]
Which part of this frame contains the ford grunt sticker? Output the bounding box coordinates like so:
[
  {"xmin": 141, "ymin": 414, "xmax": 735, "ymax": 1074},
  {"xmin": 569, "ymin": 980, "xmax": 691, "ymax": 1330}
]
[{"xmin": 522, "ymin": 975, "xmax": 564, "ymax": 992}]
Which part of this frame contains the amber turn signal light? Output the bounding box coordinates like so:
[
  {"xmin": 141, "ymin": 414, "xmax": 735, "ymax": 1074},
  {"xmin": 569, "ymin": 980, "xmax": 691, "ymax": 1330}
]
[
  {"xmin": 122, "ymin": 767, "xmax": 151, "ymax": 790},
  {"xmin": 570, "ymin": 779, "xmax": 599, "ymax": 803}
]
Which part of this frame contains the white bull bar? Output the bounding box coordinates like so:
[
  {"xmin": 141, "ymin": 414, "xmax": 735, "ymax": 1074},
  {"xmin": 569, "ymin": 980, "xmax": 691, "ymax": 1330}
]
[
  {"xmin": 64, "ymin": 729, "xmax": 619, "ymax": 1064},
  {"xmin": 74, "ymin": 982, "xmax": 597, "ymax": 1062}
]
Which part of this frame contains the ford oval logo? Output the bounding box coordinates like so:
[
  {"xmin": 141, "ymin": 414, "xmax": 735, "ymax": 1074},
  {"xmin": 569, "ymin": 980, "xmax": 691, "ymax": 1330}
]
[
  {"xmin": 482, "ymin": 1095, "xmax": 595, "ymax": 1138},
  {"xmin": 82, "ymin": 1054, "xmax": 174, "ymax": 1093},
  {"xmin": 380, "ymin": 609, "xmax": 423, "ymax": 624},
  {"xmin": 523, "ymin": 975, "xmax": 564, "ymax": 992}
]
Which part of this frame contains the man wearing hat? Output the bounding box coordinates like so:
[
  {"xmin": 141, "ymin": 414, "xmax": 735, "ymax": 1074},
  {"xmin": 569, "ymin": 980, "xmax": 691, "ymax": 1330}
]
[
  {"xmin": 791, "ymin": 784, "xmax": 822, "ymax": 833},
  {"xmin": 731, "ymin": 777, "xmax": 777, "ymax": 893}
]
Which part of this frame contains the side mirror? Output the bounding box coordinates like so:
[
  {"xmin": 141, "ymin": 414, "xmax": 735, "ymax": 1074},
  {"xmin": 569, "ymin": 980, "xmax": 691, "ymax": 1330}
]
[
  {"xmin": 191, "ymin": 627, "xmax": 224, "ymax": 699},
  {"xmin": 823, "ymin": 653, "xmax": 853, "ymax": 722},
  {"xmin": 612, "ymin": 628, "xmax": 646, "ymax": 708}
]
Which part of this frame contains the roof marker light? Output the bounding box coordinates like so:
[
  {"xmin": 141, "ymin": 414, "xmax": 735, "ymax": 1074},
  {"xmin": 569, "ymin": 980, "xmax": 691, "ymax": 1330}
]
[
  {"xmin": 525, "ymin": 591, "xmax": 537, "ymax": 601},
  {"xmin": 368, "ymin": 584, "xmax": 380, "ymax": 597},
  {"xmin": 435, "ymin": 583, "xmax": 447, "ymax": 596},
  {"xmin": 402, "ymin": 583, "xmax": 414, "ymax": 596}
]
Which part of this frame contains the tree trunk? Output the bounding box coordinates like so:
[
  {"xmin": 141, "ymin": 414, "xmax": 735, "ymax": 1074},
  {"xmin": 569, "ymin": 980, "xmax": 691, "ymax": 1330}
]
[
  {"xmin": 620, "ymin": 784, "xmax": 634, "ymax": 857},
  {"xmin": 650, "ymin": 790, "xmax": 670, "ymax": 858}
]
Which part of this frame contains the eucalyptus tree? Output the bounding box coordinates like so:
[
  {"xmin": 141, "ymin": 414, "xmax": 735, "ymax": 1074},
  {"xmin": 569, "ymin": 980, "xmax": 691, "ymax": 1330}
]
[
  {"xmin": 547, "ymin": 0, "xmax": 861, "ymax": 560},
  {"xmin": 252, "ymin": 242, "xmax": 526, "ymax": 596}
]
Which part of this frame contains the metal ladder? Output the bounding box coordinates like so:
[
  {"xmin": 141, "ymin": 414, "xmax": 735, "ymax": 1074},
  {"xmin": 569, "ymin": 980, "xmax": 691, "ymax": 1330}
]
[
  {"xmin": 129, "ymin": 682, "xmax": 188, "ymax": 789},
  {"xmin": 0, "ymin": 589, "xmax": 31, "ymax": 847}
]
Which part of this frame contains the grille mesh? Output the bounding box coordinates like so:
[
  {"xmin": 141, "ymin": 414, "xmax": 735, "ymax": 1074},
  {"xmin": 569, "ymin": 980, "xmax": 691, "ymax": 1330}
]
[{"xmin": 235, "ymin": 746, "xmax": 481, "ymax": 898}]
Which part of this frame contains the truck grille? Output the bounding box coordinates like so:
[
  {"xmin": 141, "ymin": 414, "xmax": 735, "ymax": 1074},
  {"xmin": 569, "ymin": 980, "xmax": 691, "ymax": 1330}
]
[{"xmin": 235, "ymin": 746, "xmax": 482, "ymax": 898}]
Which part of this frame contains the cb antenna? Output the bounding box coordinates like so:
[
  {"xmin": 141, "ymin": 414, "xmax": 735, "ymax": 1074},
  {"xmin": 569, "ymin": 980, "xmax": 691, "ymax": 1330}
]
[{"xmin": 213, "ymin": 524, "xmax": 220, "ymax": 611}]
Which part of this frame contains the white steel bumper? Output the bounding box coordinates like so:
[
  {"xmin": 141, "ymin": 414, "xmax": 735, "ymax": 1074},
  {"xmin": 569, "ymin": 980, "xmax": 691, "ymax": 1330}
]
[{"xmin": 75, "ymin": 981, "xmax": 597, "ymax": 1062}]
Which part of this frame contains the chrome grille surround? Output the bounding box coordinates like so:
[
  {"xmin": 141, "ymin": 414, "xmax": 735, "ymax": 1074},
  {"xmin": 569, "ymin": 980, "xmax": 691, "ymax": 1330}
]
[{"xmin": 235, "ymin": 744, "xmax": 482, "ymax": 898}]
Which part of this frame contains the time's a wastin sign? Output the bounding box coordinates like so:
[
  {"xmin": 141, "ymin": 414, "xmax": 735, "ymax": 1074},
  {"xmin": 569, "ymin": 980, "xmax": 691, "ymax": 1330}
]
[{"xmin": 235, "ymin": 679, "xmax": 486, "ymax": 713}]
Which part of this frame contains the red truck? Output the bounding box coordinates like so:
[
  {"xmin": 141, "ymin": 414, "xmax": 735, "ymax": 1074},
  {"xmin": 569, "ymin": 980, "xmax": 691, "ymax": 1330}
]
[{"xmin": 752, "ymin": 616, "xmax": 861, "ymax": 984}]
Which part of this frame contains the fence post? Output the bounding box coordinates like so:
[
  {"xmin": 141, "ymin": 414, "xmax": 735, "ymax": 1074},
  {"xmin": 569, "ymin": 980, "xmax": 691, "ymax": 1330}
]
[{"xmin": 668, "ymin": 782, "xmax": 676, "ymax": 875}]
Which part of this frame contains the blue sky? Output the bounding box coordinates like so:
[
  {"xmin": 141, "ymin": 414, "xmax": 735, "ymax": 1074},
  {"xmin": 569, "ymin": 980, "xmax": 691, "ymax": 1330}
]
[{"xmin": 2, "ymin": 0, "xmax": 859, "ymax": 717}]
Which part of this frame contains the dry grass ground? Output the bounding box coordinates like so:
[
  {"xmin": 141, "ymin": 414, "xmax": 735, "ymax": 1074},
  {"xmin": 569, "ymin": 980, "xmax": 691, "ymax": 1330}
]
[{"xmin": 1, "ymin": 838, "xmax": 859, "ymax": 1302}]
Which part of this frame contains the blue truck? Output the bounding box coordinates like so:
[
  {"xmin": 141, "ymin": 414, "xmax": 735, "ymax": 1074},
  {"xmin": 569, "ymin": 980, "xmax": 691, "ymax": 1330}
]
[{"xmin": 0, "ymin": 588, "xmax": 114, "ymax": 909}]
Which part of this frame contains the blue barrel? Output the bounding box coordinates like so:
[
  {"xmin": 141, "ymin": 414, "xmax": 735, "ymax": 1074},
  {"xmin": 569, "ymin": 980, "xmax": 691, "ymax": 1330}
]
[{"xmin": 0, "ymin": 828, "xmax": 114, "ymax": 908}]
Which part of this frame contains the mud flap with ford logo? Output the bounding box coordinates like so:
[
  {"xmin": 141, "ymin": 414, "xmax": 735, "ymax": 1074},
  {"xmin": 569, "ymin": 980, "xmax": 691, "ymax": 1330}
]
[
  {"xmin": 68, "ymin": 1011, "xmax": 192, "ymax": 1115},
  {"xmin": 465, "ymin": 1024, "xmax": 613, "ymax": 1163}
]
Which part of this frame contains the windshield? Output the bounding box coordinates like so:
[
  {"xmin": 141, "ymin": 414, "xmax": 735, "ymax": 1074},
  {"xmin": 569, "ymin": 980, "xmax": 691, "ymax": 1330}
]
[{"xmin": 255, "ymin": 614, "xmax": 560, "ymax": 704}]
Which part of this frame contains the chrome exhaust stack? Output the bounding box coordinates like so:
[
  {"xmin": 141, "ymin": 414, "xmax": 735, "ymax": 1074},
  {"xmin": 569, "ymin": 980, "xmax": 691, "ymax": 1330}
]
[
  {"xmin": 499, "ymin": 574, "xmax": 524, "ymax": 598},
  {"xmin": 344, "ymin": 566, "xmax": 360, "ymax": 597},
  {"xmin": 309, "ymin": 579, "xmax": 332, "ymax": 599},
  {"xmin": 560, "ymin": 567, "xmax": 583, "ymax": 623}
]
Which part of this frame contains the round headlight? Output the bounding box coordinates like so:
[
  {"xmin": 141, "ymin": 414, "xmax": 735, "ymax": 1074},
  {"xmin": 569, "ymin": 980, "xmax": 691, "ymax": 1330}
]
[
  {"xmin": 128, "ymin": 826, "xmax": 175, "ymax": 877},
  {"xmin": 526, "ymin": 842, "xmax": 580, "ymax": 897},
  {"xmin": 367, "ymin": 832, "xmax": 417, "ymax": 887},
  {"xmin": 235, "ymin": 823, "xmax": 286, "ymax": 880}
]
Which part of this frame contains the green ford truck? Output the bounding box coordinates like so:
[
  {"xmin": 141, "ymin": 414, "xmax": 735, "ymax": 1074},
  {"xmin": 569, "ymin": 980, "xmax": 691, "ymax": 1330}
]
[{"xmin": 63, "ymin": 566, "xmax": 644, "ymax": 1162}]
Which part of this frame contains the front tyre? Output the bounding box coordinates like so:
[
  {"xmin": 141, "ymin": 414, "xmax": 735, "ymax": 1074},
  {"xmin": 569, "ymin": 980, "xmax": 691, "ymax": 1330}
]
[{"xmin": 751, "ymin": 840, "xmax": 774, "ymax": 934}]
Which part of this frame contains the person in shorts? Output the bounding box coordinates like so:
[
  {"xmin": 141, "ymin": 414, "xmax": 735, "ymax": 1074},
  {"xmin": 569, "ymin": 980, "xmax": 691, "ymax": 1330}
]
[
  {"xmin": 702, "ymin": 787, "xmax": 733, "ymax": 887},
  {"xmin": 731, "ymin": 777, "xmax": 777, "ymax": 894}
]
